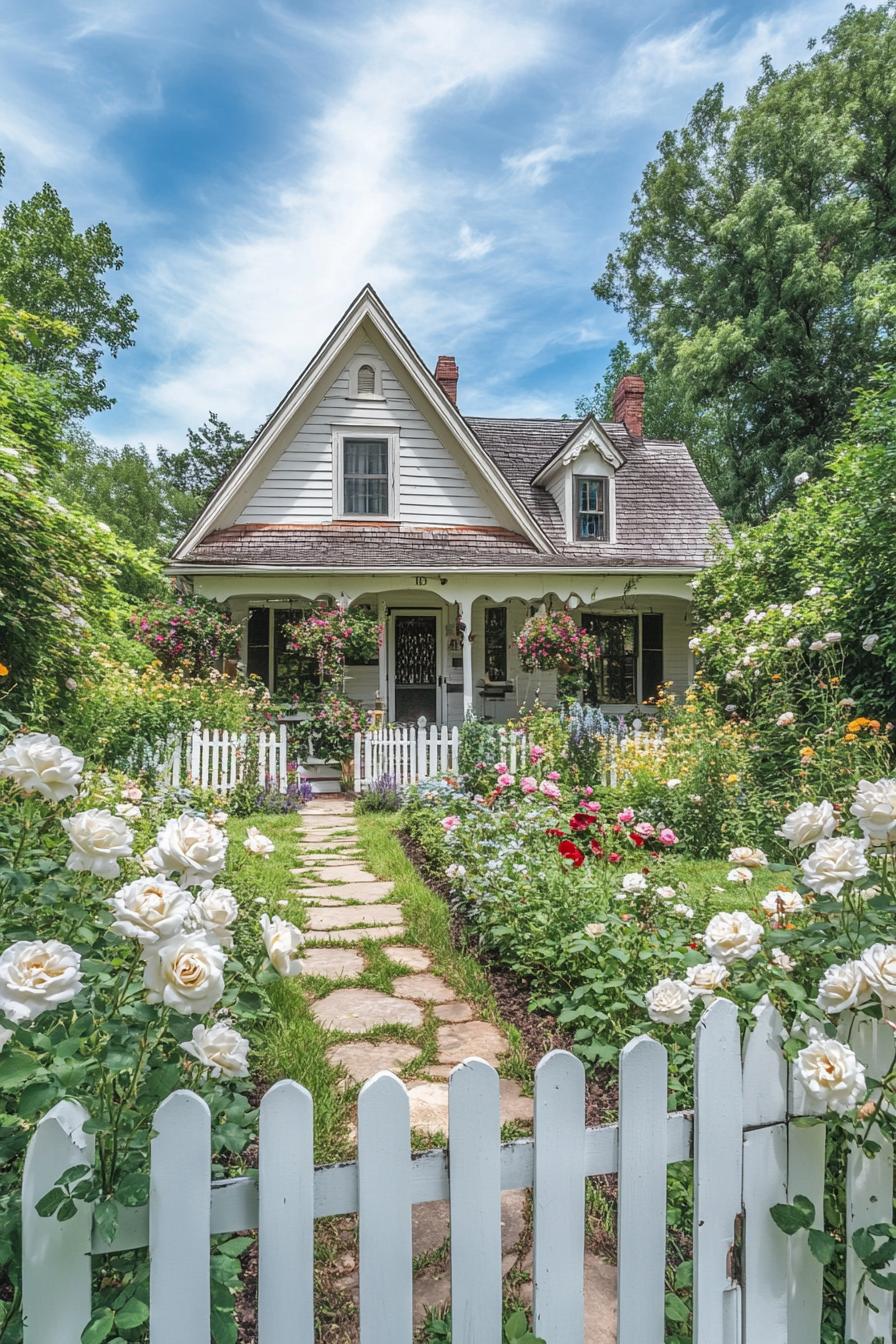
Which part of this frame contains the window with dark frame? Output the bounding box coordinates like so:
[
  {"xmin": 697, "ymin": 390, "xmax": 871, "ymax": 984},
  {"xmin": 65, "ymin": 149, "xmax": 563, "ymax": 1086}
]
[
  {"xmin": 576, "ymin": 476, "xmax": 607, "ymax": 540},
  {"xmin": 581, "ymin": 613, "xmax": 637, "ymax": 702},
  {"xmin": 343, "ymin": 438, "xmax": 389, "ymax": 515},
  {"xmin": 484, "ymin": 606, "xmax": 508, "ymax": 681}
]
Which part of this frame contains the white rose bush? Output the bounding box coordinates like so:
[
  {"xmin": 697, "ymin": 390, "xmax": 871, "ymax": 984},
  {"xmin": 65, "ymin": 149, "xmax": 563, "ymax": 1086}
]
[{"xmin": 0, "ymin": 727, "xmax": 307, "ymax": 1337}]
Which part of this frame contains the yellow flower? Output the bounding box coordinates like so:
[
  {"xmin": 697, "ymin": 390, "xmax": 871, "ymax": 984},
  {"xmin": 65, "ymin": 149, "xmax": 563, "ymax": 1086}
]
[
  {"xmin": 800, "ymin": 746, "xmax": 816, "ymax": 759},
  {"xmin": 724, "ymin": 773, "xmax": 739, "ymax": 784},
  {"xmin": 844, "ymin": 732, "xmax": 857, "ymax": 742}
]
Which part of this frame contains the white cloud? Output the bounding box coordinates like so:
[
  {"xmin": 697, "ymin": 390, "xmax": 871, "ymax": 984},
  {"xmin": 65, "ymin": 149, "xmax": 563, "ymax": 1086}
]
[
  {"xmin": 503, "ymin": 141, "xmax": 571, "ymax": 186},
  {"xmin": 454, "ymin": 223, "xmax": 495, "ymax": 261}
]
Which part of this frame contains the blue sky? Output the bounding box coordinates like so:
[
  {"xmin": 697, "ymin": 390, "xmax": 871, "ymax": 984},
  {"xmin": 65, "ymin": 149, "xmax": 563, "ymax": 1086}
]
[{"xmin": 0, "ymin": 0, "xmax": 848, "ymax": 451}]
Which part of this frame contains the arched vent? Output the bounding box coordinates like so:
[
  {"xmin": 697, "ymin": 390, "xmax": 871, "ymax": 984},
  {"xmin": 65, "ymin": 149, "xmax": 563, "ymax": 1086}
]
[{"xmin": 357, "ymin": 363, "xmax": 376, "ymax": 395}]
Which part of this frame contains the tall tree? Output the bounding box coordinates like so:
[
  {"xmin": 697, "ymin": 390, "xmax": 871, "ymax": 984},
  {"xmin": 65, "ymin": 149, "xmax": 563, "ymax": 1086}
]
[
  {"xmin": 594, "ymin": 4, "xmax": 896, "ymax": 520},
  {"xmin": 53, "ymin": 433, "xmax": 171, "ymax": 552},
  {"xmin": 157, "ymin": 412, "xmax": 250, "ymax": 539},
  {"xmin": 0, "ymin": 151, "xmax": 138, "ymax": 418}
]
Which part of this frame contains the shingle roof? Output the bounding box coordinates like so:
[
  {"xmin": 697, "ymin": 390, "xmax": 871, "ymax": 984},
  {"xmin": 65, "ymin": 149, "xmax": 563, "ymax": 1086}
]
[{"xmin": 177, "ymin": 418, "xmax": 727, "ymax": 572}]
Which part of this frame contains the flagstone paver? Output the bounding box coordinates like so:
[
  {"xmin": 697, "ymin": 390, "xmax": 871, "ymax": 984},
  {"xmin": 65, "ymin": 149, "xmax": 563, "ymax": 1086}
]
[
  {"xmin": 407, "ymin": 1078, "xmax": 532, "ymax": 1136},
  {"xmin": 302, "ymin": 862, "xmax": 381, "ymax": 883},
  {"xmin": 312, "ymin": 987, "xmax": 423, "ymax": 1033},
  {"xmin": 382, "ymin": 945, "xmax": 431, "ymax": 971},
  {"xmin": 301, "ymin": 948, "xmax": 365, "ymax": 980},
  {"xmin": 436, "ymin": 1019, "xmax": 508, "ymax": 1067},
  {"xmin": 294, "ymin": 880, "xmax": 396, "ymax": 902},
  {"xmin": 391, "ymin": 973, "xmax": 456, "ymax": 1004},
  {"xmin": 307, "ymin": 926, "xmax": 406, "ymax": 944},
  {"xmin": 433, "ymin": 1001, "xmax": 473, "ymax": 1023},
  {"xmin": 305, "ymin": 903, "xmax": 404, "ymax": 931},
  {"xmin": 326, "ymin": 1040, "xmax": 421, "ymax": 1084}
]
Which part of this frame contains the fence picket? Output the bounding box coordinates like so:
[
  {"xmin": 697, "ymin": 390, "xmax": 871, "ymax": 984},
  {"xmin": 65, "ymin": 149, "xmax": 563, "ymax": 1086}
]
[
  {"xmin": 693, "ymin": 998, "xmax": 743, "ymax": 1344},
  {"xmin": 21, "ymin": 1101, "xmax": 94, "ymax": 1344},
  {"xmin": 532, "ymin": 1050, "xmax": 586, "ymax": 1344},
  {"xmin": 189, "ymin": 721, "xmax": 201, "ymax": 781},
  {"xmin": 787, "ymin": 1052, "xmax": 827, "ymax": 1344},
  {"xmin": 449, "ymin": 1060, "xmax": 502, "ymax": 1343},
  {"xmin": 358, "ymin": 1073, "xmax": 413, "ymax": 1343},
  {"xmin": 200, "ymin": 727, "xmax": 211, "ymax": 788},
  {"xmin": 210, "ymin": 729, "xmax": 220, "ymax": 792},
  {"xmin": 846, "ymin": 1017, "xmax": 894, "ymax": 1344},
  {"xmin": 617, "ymin": 1036, "xmax": 667, "ymax": 1344},
  {"xmin": 258, "ymin": 1080, "xmax": 314, "ymax": 1343},
  {"xmin": 150, "ymin": 1091, "xmax": 211, "ymax": 1344},
  {"xmin": 741, "ymin": 1006, "xmax": 789, "ymax": 1343}
]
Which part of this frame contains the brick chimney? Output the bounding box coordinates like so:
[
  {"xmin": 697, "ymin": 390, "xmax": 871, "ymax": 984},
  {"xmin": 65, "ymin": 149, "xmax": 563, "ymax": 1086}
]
[
  {"xmin": 612, "ymin": 374, "xmax": 645, "ymax": 438},
  {"xmin": 434, "ymin": 355, "xmax": 459, "ymax": 405}
]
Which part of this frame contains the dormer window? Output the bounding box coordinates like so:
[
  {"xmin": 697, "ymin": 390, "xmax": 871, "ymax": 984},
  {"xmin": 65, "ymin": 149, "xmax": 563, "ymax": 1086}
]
[
  {"xmin": 357, "ymin": 363, "xmax": 376, "ymax": 395},
  {"xmin": 576, "ymin": 476, "xmax": 607, "ymax": 540}
]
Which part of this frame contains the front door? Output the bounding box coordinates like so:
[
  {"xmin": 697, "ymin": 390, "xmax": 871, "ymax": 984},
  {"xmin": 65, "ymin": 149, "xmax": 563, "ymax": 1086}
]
[{"xmin": 392, "ymin": 613, "xmax": 439, "ymax": 723}]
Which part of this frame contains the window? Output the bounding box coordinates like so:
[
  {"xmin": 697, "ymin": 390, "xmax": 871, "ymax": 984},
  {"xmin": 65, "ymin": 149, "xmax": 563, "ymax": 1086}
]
[
  {"xmin": 343, "ymin": 438, "xmax": 389, "ymax": 515},
  {"xmin": 641, "ymin": 613, "xmax": 664, "ymax": 702},
  {"xmin": 484, "ymin": 606, "xmax": 507, "ymax": 681},
  {"xmin": 582, "ymin": 614, "xmax": 637, "ymax": 703},
  {"xmin": 576, "ymin": 477, "xmax": 607, "ymax": 540},
  {"xmin": 356, "ymin": 363, "xmax": 376, "ymax": 395},
  {"xmin": 246, "ymin": 606, "xmax": 270, "ymax": 683},
  {"xmin": 245, "ymin": 606, "xmax": 321, "ymax": 696}
]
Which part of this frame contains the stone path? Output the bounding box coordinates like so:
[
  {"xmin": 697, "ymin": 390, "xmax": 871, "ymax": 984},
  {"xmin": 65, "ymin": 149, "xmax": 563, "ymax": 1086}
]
[{"xmin": 293, "ymin": 797, "xmax": 615, "ymax": 1338}]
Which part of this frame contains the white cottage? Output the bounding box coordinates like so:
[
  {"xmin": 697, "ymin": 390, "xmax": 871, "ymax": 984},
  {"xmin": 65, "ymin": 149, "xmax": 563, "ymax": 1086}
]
[{"xmin": 168, "ymin": 286, "xmax": 725, "ymax": 725}]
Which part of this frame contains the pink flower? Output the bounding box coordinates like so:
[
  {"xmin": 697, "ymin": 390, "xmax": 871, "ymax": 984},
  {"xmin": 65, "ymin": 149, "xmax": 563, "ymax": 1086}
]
[
  {"xmin": 442, "ymin": 815, "xmax": 460, "ymax": 832},
  {"xmin": 633, "ymin": 821, "xmax": 655, "ymax": 839},
  {"xmin": 582, "ymin": 801, "xmax": 601, "ymax": 813},
  {"xmin": 539, "ymin": 780, "xmax": 561, "ymax": 800},
  {"xmin": 496, "ymin": 772, "xmax": 514, "ymax": 788},
  {"xmin": 547, "ymin": 771, "xmax": 560, "ymax": 781},
  {"xmin": 529, "ymin": 745, "xmax": 546, "ymax": 764},
  {"xmin": 617, "ymin": 808, "xmax": 635, "ymax": 824},
  {"xmin": 582, "ymin": 786, "xmax": 593, "ymax": 797},
  {"xmin": 520, "ymin": 776, "xmax": 537, "ymax": 794},
  {"xmin": 658, "ymin": 828, "xmax": 678, "ymax": 847},
  {"xmin": 495, "ymin": 762, "xmax": 508, "ymax": 774}
]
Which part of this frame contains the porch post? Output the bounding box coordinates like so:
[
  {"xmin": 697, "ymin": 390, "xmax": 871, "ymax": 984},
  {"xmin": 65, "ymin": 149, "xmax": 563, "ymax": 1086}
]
[{"xmin": 458, "ymin": 595, "xmax": 474, "ymax": 719}]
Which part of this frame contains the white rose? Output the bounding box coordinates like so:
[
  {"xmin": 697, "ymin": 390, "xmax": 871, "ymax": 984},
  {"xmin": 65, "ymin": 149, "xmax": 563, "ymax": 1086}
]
[
  {"xmin": 645, "ymin": 978, "xmax": 693, "ymax": 1025},
  {"xmin": 794, "ymin": 472, "xmax": 809, "ymax": 485},
  {"xmin": 115, "ymin": 802, "xmax": 142, "ymax": 820},
  {"xmin": 858, "ymin": 944, "xmax": 896, "ymax": 1007},
  {"xmin": 776, "ymin": 800, "xmax": 837, "ymax": 849},
  {"xmin": 686, "ymin": 960, "xmax": 729, "ymax": 1000},
  {"xmin": 209, "ymin": 811, "xmax": 229, "ymax": 825},
  {"xmin": 244, "ymin": 826, "xmax": 275, "ymax": 858},
  {"xmin": 795, "ymin": 1039, "xmax": 866, "ymax": 1114},
  {"xmin": 760, "ymin": 889, "xmax": 805, "ymax": 921},
  {"xmin": 108, "ymin": 877, "xmax": 192, "ymax": 944},
  {"xmin": 0, "ymin": 732, "xmax": 84, "ymax": 802},
  {"xmin": 673, "ymin": 903, "xmax": 695, "ymax": 919},
  {"xmin": 862, "ymin": 634, "xmax": 879, "ymax": 652},
  {"xmin": 0, "ymin": 940, "xmax": 83, "ymax": 1023},
  {"xmin": 622, "ymin": 872, "xmax": 648, "ymax": 893},
  {"xmin": 666, "ymin": 778, "xmax": 682, "ymax": 788},
  {"xmin": 728, "ymin": 846, "xmax": 768, "ymax": 868},
  {"xmin": 584, "ymin": 922, "xmax": 606, "ymax": 937},
  {"xmin": 800, "ymin": 836, "xmax": 869, "ymax": 897},
  {"xmin": 727, "ymin": 866, "xmax": 753, "ymax": 884},
  {"xmin": 816, "ymin": 960, "xmax": 870, "ymax": 1013},
  {"xmin": 145, "ymin": 814, "xmax": 228, "ymax": 886},
  {"xmin": 805, "ymin": 585, "xmax": 821, "ymax": 597},
  {"xmin": 181, "ymin": 1021, "xmax": 249, "ymax": 1078},
  {"xmin": 824, "ymin": 631, "xmax": 841, "ymax": 644},
  {"xmin": 703, "ymin": 911, "xmax": 763, "ymax": 964},
  {"xmin": 776, "ymin": 712, "xmax": 795, "ymax": 727},
  {"xmin": 142, "ymin": 931, "xmax": 226, "ymax": 1015},
  {"xmin": 771, "ymin": 947, "xmax": 795, "ymax": 973},
  {"xmin": 189, "ymin": 886, "xmax": 239, "ymax": 948},
  {"xmin": 445, "ymin": 863, "xmax": 466, "ymax": 879},
  {"xmin": 786, "ymin": 637, "xmax": 801, "ymax": 649},
  {"xmin": 850, "ymin": 779, "xmax": 896, "ymax": 848},
  {"xmin": 655, "ymin": 885, "xmax": 677, "ymax": 902},
  {"xmin": 62, "ymin": 808, "xmax": 134, "ymax": 879},
  {"xmin": 809, "ymin": 640, "xmax": 826, "ymax": 652},
  {"xmin": 260, "ymin": 914, "xmax": 304, "ymax": 977}
]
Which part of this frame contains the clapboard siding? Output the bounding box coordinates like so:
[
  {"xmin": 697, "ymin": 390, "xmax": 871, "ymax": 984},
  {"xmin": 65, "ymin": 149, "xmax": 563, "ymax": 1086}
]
[{"xmin": 238, "ymin": 345, "xmax": 499, "ymax": 527}]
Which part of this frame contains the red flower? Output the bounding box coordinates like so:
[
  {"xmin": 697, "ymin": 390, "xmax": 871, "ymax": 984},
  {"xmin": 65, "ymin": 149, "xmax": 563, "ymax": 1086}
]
[
  {"xmin": 589, "ymin": 839, "xmax": 604, "ymax": 857},
  {"xmin": 629, "ymin": 832, "xmax": 645, "ymax": 848},
  {"xmin": 558, "ymin": 840, "xmax": 585, "ymax": 867},
  {"xmin": 569, "ymin": 813, "xmax": 593, "ymax": 831},
  {"xmin": 608, "ymin": 852, "xmax": 622, "ymax": 864},
  {"xmin": 545, "ymin": 827, "xmax": 566, "ymax": 838}
]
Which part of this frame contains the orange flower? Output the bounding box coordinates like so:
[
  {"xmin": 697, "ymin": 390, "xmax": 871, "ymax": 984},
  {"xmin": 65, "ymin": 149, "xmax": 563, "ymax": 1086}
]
[
  {"xmin": 0, "ymin": 663, "xmax": 8, "ymax": 677},
  {"xmin": 844, "ymin": 732, "xmax": 857, "ymax": 742},
  {"xmin": 869, "ymin": 720, "xmax": 881, "ymax": 732},
  {"xmin": 800, "ymin": 746, "xmax": 816, "ymax": 759}
]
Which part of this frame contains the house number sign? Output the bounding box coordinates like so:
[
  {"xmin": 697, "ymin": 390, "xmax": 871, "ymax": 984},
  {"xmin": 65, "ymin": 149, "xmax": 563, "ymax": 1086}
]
[{"xmin": 415, "ymin": 576, "xmax": 428, "ymax": 586}]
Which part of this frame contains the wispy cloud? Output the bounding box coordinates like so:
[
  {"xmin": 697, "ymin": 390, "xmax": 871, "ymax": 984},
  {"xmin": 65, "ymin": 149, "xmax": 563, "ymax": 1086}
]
[{"xmin": 453, "ymin": 223, "xmax": 495, "ymax": 261}]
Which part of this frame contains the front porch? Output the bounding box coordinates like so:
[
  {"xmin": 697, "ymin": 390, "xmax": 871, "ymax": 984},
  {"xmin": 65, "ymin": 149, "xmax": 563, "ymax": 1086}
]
[{"xmin": 194, "ymin": 572, "xmax": 697, "ymax": 726}]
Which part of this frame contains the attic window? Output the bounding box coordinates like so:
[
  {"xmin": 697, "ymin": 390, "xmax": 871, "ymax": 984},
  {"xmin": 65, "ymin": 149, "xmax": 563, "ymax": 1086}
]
[
  {"xmin": 576, "ymin": 476, "xmax": 608, "ymax": 541},
  {"xmin": 357, "ymin": 363, "xmax": 376, "ymax": 395}
]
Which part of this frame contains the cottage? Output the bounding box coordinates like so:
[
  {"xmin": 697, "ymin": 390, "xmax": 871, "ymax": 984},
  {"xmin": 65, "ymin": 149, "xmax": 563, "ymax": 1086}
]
[{"xmin": 168, "ymin": 286, "xmax": 725, "ymax": 724}]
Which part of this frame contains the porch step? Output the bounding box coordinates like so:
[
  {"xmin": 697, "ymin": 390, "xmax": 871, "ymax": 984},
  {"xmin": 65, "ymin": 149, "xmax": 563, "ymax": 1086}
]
[{"xmin": 300, "ymin": 763, "xmax": 343, "ymax": 796}]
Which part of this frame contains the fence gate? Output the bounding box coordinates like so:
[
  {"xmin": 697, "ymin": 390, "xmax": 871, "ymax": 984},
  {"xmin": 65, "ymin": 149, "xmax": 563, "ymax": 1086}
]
[{"xmin": 19, "ymin": 1001, "xmax": 895, "ymax": 1343}]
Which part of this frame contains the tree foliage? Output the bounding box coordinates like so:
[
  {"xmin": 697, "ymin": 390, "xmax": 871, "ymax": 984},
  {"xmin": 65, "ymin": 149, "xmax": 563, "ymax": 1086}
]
[
  {"xmin": 594, "ymin": 4, "xmax": 896, "ymax": 519},
  {"xmin": 157, "ymin": 412, "xmax": 250, "ymax": 542},
  {"xmin": 0, "ymin": 151, "xmax": 138, "ymax": 418}
]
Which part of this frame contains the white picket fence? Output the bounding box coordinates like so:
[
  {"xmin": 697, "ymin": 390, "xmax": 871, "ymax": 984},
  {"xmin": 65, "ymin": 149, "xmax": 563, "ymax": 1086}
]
[
  {"xmin": 19, "ymin": 1002, "xmax": 893, "ymax": 1343},
  {"xmin": 157, "ymin": 721, "xmax": 289, "ymax": 795},
  {"xmin": 353, "ymin": 723, "xmax": 664, "ymax": 792}
]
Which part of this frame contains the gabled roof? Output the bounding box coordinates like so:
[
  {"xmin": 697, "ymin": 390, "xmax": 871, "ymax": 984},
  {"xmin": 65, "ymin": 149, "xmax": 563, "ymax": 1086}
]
[
  {"xmin": 170, "ymin": 285, "xmax": 556, "ymax": 562},
  {"xmin": 530, "ymin": 414, "xmax": 626, "ymax": 483}
]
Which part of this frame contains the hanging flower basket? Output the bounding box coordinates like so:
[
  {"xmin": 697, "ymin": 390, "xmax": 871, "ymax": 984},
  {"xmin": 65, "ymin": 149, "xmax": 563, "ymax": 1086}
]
[
  {"xmin": 516, "ymin": 610, "xmax": 599, "ymax": 673},
  {"xmin": 284, "ymin": 607, "xmax": 382, "ymax": 681}
]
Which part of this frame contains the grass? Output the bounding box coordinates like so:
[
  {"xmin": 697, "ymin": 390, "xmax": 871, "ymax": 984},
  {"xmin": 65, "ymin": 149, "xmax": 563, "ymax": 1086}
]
[{"xmin": 666, "ymin": 855, "xmax": 791, "ymax": 912}]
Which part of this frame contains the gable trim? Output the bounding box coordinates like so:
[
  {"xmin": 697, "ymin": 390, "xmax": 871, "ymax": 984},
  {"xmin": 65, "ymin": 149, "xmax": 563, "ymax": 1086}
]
[
  {"xmin": 530, "ymin": 414, "xmax": 626, "ymax": 486},
  {"xmin": 171, "ymin": 286, "xmax": 556, "ymax": 560}
]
